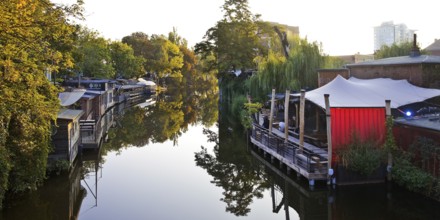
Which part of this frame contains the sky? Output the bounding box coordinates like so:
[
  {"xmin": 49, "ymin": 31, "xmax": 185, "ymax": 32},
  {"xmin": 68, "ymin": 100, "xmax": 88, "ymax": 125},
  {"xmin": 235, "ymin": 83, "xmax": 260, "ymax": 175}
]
[{"xmin": 53, "ymin": 0, "xmax": 440, "ymax": 56}]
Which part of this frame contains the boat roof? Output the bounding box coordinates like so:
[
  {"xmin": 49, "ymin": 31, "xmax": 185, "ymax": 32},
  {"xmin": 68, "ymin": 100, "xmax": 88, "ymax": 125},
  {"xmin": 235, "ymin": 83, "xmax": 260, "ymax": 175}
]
[{"xmin": 57, "ymin": 109, "xmax": 84, "ymax": 120}]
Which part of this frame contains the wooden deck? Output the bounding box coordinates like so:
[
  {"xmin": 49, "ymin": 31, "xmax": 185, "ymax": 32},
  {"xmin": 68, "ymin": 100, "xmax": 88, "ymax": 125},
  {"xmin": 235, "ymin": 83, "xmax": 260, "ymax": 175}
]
[{"xmin": 250, "ymin": 124, "xmax": 328, "ymax": 184}]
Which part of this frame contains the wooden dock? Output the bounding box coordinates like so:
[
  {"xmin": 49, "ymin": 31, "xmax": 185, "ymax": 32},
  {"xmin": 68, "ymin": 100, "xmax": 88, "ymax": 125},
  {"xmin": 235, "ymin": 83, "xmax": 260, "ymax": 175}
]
[{"xmin": 250, "ymin": 124, "xmax": 328, "ymax": 185}]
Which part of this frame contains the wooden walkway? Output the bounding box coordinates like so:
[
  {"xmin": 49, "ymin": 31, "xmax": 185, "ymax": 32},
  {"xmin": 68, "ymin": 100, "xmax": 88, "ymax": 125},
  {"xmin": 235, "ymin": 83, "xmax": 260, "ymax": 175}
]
[{"xmin": 250, "ymin": 124, "xmax": 328, "ymax": 184}]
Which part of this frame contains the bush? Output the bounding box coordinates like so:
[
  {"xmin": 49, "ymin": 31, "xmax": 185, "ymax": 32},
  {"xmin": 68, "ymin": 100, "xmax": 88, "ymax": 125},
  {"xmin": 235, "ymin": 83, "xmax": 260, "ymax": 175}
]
[
  {"xmin": 338, "ymin": 137, "xmax": 385, "ymax": 176},
  {"xmin": 46, "ymin": 159, "xmax": 70, "ymax": 176},
  {"xmin": 392, "ymin": 153, "xmax": 435, "ymax": 194},
  {"xmin": 0, "ymin": 146, "xmax": 11, "ymax": 209}
]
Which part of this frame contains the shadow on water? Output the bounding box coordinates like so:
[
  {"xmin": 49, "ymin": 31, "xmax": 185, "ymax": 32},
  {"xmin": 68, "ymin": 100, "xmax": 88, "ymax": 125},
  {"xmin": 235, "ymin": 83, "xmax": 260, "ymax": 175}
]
[{"xmin": 0, "ymin": 159, "xmax": 86, "ymax": 220}]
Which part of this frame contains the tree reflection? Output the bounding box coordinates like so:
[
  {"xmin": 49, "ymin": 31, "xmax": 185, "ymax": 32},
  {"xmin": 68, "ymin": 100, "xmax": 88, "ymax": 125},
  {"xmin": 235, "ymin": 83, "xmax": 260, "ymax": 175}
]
[
  {"xmin": 103, "ymin": 72, "xmax": 218, "ymax": 154},
  {"xmin": 195, "ymin": 124, "xmax": 271, "ymax": 216}
]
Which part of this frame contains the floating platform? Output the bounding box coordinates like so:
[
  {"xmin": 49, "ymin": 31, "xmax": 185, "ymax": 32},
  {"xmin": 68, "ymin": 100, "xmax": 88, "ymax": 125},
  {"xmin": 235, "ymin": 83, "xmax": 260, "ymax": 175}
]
[{"xmin": 250, "ymin": 124, "xmax": 328, "ymax": 185}]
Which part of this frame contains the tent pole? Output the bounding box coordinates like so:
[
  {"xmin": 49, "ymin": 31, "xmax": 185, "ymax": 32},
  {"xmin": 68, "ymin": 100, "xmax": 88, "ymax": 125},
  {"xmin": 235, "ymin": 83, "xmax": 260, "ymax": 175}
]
[
  {"xmin": 269, "ymin": 89, "xmax": 275, "ymax": 134},
  {"xmin": 284, "ymin": 90, "xmax": 290, "ymax": 143},
  {"xmin": 325, "ymin": 94, "xmax": 333, "ymax": 185},
  {"xmin": 299, "ymin": 90, "xmax": 305, "ymax": 152}
]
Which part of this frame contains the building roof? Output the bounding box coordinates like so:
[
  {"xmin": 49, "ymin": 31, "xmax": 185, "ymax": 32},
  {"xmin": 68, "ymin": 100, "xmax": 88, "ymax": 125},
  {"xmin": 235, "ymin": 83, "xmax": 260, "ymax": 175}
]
[
  {"xmin": 346, "ymin": 55, "xmax": 440, "ymax": 67},
  {"xmin": 395, "ymin": 116, "xmax": 440, "ymax": 132},
  {"xmin": 292, "ymin": 75, "xmax": 440, "ymax": 109},
  {"xmin": 57, "ymin": 109, "xmax": 84, "ymax": 120},
  {"xmin": 425, "ymin": 39, "xmax": 440, "ymax": 51}
]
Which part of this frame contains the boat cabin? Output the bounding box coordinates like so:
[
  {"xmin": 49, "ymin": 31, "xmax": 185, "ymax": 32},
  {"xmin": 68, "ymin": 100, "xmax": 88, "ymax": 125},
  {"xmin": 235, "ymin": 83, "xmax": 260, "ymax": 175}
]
[{"xmin": 49, "ymin": 109, "xmax": 84, "ymax": 166}]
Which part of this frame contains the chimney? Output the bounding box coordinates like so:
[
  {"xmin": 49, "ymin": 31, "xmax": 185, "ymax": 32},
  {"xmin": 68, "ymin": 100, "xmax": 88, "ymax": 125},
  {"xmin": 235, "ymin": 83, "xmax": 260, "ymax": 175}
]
[{"xmin": 410, "ymin": 33, "xmax": 421, "ymax": 57}]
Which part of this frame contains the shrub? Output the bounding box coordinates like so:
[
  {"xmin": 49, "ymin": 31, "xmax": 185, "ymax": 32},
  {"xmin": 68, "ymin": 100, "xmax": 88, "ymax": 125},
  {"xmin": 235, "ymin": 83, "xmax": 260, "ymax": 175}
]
[
  {"xmin": 338, "ymin": 135, "xmax": 385, "ymax": 176},
  {"xmin": 392, "ymin": 153, "xmax": 435, "ymax": 194}
]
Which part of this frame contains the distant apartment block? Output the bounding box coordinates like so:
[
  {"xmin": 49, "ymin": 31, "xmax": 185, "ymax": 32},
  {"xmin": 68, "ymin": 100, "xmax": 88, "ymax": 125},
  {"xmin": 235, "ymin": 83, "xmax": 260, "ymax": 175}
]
[{"xmin": 374, "ymin": 21, "xmax": 415, "ymax": 51}]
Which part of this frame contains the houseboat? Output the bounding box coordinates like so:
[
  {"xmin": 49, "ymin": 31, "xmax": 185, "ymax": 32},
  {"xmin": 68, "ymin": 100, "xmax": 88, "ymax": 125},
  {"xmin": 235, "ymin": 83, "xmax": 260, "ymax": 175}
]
[
  {"xmin": 250, "ymin": 75, "xmax": 440, "ymax": 186},
  {"xmin": 49, "ymin": 109, "xmax": 84, "ymax": 166}
]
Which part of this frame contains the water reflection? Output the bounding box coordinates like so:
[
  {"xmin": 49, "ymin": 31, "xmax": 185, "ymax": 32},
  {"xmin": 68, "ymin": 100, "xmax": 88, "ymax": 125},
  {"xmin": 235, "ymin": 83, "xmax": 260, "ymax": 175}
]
[
  {"xmin": 195, "ymin": 102, "xmax": 272, "ymax": 216},
  {"xmin": 3, "ymin": 75, "xmax": 440, "ymax": 219},
  {"xmin": 195, "ymin": 127, "xmax": 270, "ymax": 216},
  {"xmin": 0, "ymin": 160, "xmax": 86, "ymax": 220}
]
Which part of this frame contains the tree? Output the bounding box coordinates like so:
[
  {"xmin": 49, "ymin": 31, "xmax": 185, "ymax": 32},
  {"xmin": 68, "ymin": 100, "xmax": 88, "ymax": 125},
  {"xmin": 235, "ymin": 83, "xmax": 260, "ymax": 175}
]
[
  {"xmin": 248, "ymin": 36, "xmax": 325, "ymax": 101},
  {"xmin": 375, "ymin": 42, "xmax": 426, "ymax": 59},
  {"xmin": 122, "ymin": 32, "xmax": 153, "ymax": 70},
  {"xmin": 0, "ymin": 0, "xmax": 83, "ymax": 208},
  {"xmin": 195, "ymin": 0, "xmax": 269, "ymax": 77},
  {"xmin": 109, "ymin": 41, "xmax": 145, "ymax": 79},
  {"xmin": 72, "ymin": 27, "xmax": 115, "ymax": 79},
  {"xmin": 147, "ymin": 35, "xmax": 184, "ymax": 82},
  {"xmin": 168, "ymin": 27, "xmax": 188, "ymax": 48}
]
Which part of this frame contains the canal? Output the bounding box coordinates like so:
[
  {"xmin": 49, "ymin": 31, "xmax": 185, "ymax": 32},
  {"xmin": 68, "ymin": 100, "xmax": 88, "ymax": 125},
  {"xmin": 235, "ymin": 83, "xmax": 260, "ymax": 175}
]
[{"xmin": 1, "ymin": 88, "xmax": 440, "ymax": 220}]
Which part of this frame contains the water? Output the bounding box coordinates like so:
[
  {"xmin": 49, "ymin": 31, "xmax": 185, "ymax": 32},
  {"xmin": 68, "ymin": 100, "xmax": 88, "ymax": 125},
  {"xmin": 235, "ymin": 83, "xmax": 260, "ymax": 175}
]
[{"xmin": 2, "ymin": 92, "xmax": 440, "ymax": 220}]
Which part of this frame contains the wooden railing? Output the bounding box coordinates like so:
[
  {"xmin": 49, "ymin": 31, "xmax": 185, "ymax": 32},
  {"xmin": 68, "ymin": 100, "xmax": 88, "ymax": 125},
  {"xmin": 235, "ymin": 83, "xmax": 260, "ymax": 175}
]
[{"xmin": 251, "ymin": 124, "xmax": 327, "ymax": 174}]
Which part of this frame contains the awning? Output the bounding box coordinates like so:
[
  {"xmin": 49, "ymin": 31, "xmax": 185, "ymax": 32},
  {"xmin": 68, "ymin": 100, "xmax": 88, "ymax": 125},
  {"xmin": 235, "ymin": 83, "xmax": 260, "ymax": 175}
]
[
  {"xmin": 59, "ymin": 89, "xmax": 86, "ymax": 107},
  {"xmin": 291, "ymin": 75, "xmax": 440, "ymax": 108}
]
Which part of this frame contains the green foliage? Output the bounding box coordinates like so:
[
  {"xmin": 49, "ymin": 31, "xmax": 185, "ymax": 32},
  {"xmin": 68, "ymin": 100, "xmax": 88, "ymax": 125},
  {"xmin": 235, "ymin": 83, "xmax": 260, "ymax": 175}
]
[
  {"xmin": 72, "ymin": 27, "xmax": 115, "ymax": 78},
  {"xmin": 195, "ymin": 0, "xmax": 270, "ymax": 76},
  {"xmin": 338, "ymin": 135, "xmax": 385, "ymax": 176},
  {"xmin": 122, "ymin": 32, "xmax": 184, "ymax": 84},
  {"xmin": 46, "ymin": 159, "xmax": 70, "ymax": 176},
  {"xmin": 0, "ymin": 0, "xmax": 83, "ymax": 207},
  {"xmin": 0, "ymin": 147, "xmax": 11, "ymax": 209},
  {"xmin": 249, "ymin": 36, "xmax": 325, "ymax": 101},
  {"xmin": 231, "ymin": 95, "xmax": 247, "ymax": 118},
  {"xmin": 392, "ymin": 153, "xmax": 435, "ymax": 194},
  {"xmin": 407, "ymin": 136, "xmax": 440, "ymax": 176},
  {"xmin": 241, "ymin": 102, "xmax": 262, "ymax": 129},
  {"xmin": 109, "ymin": 41, "xmax": 145, "ymax": 79},
  {"xmin": 148, "ymin": 35, "xmax": 184, "ymax": 79},
  {"xmin": 322, "ymin": 55, "xmax": 345, "ymax": 69},
  {"xmin": 374, "ymin": 42, "xmax": 426, "ymax": 59},
  {"xmin": 384, "ymin": 116, "xmax": 397, "ymax": 153}
]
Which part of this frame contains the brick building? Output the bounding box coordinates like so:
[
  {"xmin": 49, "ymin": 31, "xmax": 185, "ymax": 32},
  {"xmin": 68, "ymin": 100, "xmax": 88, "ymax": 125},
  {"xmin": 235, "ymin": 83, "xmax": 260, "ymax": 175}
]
[
  {"xmin": 425, "ymin": 39, "xmax": 440, "ymax": 56},
  {"xmin": 318, "ymin": 37, "xmax": 440, "ymax": 89}
]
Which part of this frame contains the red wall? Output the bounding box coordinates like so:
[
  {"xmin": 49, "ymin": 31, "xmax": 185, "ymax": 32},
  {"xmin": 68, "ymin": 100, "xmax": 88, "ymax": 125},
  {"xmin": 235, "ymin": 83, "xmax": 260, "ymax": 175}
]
[{"xmin": 331, "ymin": 108, "xmax": 386, "ymax": 161}]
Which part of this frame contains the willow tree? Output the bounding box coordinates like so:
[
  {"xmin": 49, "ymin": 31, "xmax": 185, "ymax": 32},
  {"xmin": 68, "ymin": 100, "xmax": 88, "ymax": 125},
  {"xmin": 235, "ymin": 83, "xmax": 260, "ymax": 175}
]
[
  {"xmin": 0, "ymin": 0, "xmax": 83, "ymax": 207},
  {"xmin": 249, "ymin": 36, "xmax": 324, "ymax": 101}
]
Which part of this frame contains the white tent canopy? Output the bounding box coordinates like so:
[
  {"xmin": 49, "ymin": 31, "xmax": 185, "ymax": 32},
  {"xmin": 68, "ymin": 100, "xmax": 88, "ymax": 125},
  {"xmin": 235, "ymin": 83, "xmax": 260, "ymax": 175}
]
[
  {"xmin": 58, "ymin": 89, "xmax": 86, "ymax": 107},
  {"xmin": 137, "ymin": 78, "xmax": 156, "ymax": 86},
  {"xmin": 292, "ymin": 75, "xmax": 440, "ymax": 109}
]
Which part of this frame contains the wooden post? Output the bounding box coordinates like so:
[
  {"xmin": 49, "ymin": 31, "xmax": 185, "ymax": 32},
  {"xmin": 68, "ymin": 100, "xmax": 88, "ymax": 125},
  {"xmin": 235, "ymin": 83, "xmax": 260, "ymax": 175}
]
[
  {"xmin": 284, "ymin": 90, "xmax": 290, "ymax": 143},
  {"xmin": 315, "ymin": 108, "xmax": 320, "ymax": 132},
  {"xmin": 299, "ymin": 90, "xmax": 305, "ymax": 152},
  {"xmin": 386, "ymin": 100, "xmax": 392, "ymax": 181},
  {"xmin": 295, "ymin": 104, "xmax": 299, "ymax": 128},
  {"xmin": 325, "ymin": 94, "xmax": 333, "ymax": 185},
  {"xmin": 269, "ymin": 89, "xmax": 276, "ymax": 134}
]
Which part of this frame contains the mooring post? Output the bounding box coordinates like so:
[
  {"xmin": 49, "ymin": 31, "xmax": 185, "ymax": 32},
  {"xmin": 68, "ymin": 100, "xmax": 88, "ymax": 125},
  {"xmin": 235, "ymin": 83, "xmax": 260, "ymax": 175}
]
[
  {"xmin": 325, "ymin": 94, "xmax": 333, "ymax": 185},
  {"xmin": 284, "ymin": 90, "xmax": 290, "ymax": 143},
  {"xmin": 269, "ymin": 89, "xmax": 276, "ymax": 135},
  {"xmin": 299, "ymin": 90, "xmax": 305, "ymax": 153},
  {"xmin": 386, "ymin": 100, "xmax": 393, "ymax": 182}
]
